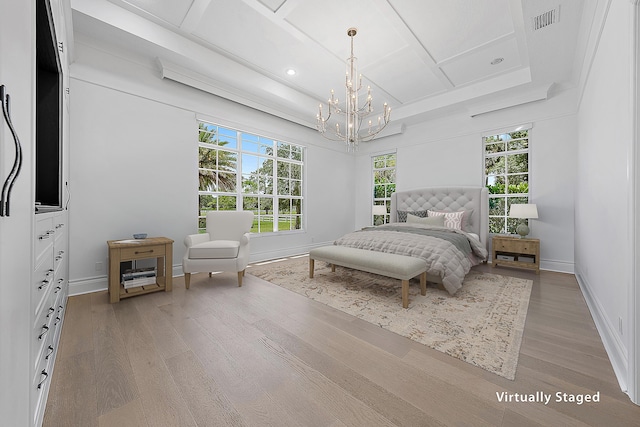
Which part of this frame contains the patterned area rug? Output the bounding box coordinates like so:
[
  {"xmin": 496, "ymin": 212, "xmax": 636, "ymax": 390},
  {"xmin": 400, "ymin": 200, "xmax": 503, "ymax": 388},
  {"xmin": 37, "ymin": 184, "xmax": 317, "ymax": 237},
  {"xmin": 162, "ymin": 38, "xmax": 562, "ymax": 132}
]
[{"xmin": 247, "ymin": 255, "xmax": 533, "ymax": 380}]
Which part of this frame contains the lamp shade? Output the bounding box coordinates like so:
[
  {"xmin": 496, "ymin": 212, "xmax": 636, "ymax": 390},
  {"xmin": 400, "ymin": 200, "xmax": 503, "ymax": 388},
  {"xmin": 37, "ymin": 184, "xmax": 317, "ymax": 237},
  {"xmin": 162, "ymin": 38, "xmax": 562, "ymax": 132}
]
[
  {"xmin": 509, "ymin": 203, "xmax": 538, "ymax": 219},
  {"xmin": 372, "ymin": 205, "xmax": 386, "ymax": 215}
]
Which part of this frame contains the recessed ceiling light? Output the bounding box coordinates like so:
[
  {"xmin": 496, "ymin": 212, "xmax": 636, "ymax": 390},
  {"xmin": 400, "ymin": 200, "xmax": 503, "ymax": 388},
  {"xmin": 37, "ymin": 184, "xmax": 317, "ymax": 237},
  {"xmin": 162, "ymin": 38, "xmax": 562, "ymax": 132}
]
[
  {"xmin": 286, "ymin": 68, "xmax": 297, "ymax": 76},
  {"xmin": 491, "ymin": 57, "xmax": 504, "ymax": 65}
]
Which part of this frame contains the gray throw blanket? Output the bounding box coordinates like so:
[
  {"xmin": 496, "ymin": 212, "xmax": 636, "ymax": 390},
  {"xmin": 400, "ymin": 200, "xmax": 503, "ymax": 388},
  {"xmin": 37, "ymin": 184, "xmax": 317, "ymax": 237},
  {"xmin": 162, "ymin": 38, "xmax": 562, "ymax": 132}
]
[{"xmin": 334, "ymin": 223, "xmax": 488, "ymax": 295}]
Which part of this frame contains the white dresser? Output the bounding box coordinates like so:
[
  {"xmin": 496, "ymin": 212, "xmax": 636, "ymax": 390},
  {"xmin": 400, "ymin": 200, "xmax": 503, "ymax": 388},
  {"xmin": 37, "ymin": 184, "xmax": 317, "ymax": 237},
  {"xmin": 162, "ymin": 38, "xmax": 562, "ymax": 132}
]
[{"xmin": 31, "ymin": 211, "xmax": 68, "ymax": 426}]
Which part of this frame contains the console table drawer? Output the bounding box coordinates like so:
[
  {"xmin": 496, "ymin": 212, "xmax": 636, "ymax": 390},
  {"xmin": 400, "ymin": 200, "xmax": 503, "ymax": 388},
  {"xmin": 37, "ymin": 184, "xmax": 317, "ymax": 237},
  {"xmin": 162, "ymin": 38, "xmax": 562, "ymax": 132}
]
[
  {"xmin": 493, "ymin": 239, "xmax": 536, "ymax": 255},
  {"xmin": 119, "ymin": 244, "xmax": 165, "ymax": 260}
]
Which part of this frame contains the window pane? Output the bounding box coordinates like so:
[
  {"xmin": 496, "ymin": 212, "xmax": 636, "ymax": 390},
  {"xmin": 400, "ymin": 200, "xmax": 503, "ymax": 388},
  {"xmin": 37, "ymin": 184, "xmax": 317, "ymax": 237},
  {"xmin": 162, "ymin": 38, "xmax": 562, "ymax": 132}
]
[
  {"xmin": 277, "ymin": 179, "xmax": 289, "ymax": 195},
  {"xmin": 277, "ymin": 142, "xmax": 290, "ymax": 159},
  {"xmin": 218, "ymin": 172, "xmax": 236, "ymax": 192},
  {"xmin": 292, "ymin": 180, "xmax": 301, "ymax": 196},
  {"xmin": 374, "ymin": 184, "xmax": 385, "ymax": 198},
  {"xmin": 291, "ymin": 145, "xmax": 302, "ymax": 161},
  {"xmin": 386, "ymin": 183, "xmax": 396, "ymax": 197},
  {"xmin": 485, "ymin": 142, "xmax": 505, "ymax": 154},
  {"xmin": 259, "ymin": 198, "xmax": 273, "ymax": 214},
  {"xmin": 507, "ymin": 153, "xmax": 528, "ymax": 174},
  {"xmin": 243, "ymin": 196, "xmax": 258, "ymax": 212},
  {"xmin": 260, "ymin": 216, "xmax": 274, "ymax": 232},
  {"xmin": 218, "ymin": 128, "xmax": 237, "ymax": 148},
  {"xmin": 485, "ymin": 156, "xmax": 505, "ymax": 175},
  {"xmin": 199, "ymin": 195, "xmax": 217, "ymax": 215},
  {"xmin": 486, "ymin": 175, "xmax": 505, "ymax": 194},
  {"xmin": 278, "ymin": 198, "xmax": 291, "ymax": 213},
  {"xmin": 198, "ymin": 147, "xmax": 217, "ymax": 169},
  {"xmin": 508, "ymin": 138, "xmax": 528, "ymax": 151},
  {"xmin": 277, "ymin": 162, "xmax": 290, "ymax": 178},
  {"xmin": 489, "ymin": 197, "xmax": 505, "ymax": 216},
  {"xmin": 291, "ymin": 163, "xmax": 301, "ymax": 179},
  {"xmin": 242, "ymin": 154, "xmax": 259, "ymax": 174},
  {"xmin": 217, "ymin": 196, "xmax": 236, "ymax": 210},
  {"xmin": 198, "ymin": 169, "xmax": 215, "ymax": 192},
  {"xmin": 489, "ymin": 217, "xmax": 505, "ymax": 234},
  {"xmin": 507, "ymin": 174, "xmax": 528, "ymax": 193}
]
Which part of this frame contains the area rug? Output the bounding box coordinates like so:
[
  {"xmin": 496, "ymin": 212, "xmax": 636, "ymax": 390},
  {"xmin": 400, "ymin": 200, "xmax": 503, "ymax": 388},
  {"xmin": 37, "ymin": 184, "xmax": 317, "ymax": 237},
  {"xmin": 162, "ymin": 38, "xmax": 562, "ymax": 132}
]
[{"xmin": 247, "ymin": 255, "xmax": 533, "ymax": 380}]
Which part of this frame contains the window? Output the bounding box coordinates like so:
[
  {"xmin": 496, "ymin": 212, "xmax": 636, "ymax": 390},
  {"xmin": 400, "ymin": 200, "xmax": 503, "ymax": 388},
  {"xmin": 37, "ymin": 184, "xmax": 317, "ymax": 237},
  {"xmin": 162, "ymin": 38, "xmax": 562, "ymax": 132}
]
[
  {"xmin": 372, "ymin": 153, "xmax": 396, "ymax": 225},
  {"xmin": 484, "ymin": 127, "xmax": 530, "ymax": 234},
  {"xmin": 198, "ymin": 121, "xmax": 304, "ymax": 234}
]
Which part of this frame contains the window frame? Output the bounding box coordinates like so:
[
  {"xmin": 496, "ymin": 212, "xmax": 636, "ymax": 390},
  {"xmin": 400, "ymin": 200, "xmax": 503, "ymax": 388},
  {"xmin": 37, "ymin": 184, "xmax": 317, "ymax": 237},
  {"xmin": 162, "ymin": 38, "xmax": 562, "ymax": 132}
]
[
  {"xmin": 198, "ymin": 120, "xmax": 305, "ymax": 235},
  {"xmin": 483, "ymin": 125, "xmax": 532, "ymax": 234},
  {"xmin": 372, "ymin": 152, "xmax": 397, "ymax": 225}
]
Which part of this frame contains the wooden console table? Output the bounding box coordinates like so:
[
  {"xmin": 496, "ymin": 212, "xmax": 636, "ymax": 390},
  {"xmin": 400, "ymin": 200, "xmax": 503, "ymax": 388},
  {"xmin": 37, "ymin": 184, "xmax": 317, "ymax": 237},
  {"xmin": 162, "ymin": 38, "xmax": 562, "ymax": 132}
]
[
  {"xmin": 492, "ymin": 235, "xmax": 540, "ymax": 274},
  {"xmin": 107, "ymin": 237, "xmax": 173, "ymax": 303}
]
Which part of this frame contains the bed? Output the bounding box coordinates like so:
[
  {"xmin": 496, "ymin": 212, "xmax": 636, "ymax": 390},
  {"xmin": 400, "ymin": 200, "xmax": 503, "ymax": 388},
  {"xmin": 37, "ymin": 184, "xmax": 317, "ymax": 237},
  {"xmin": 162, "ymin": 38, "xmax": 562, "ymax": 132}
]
[{"xmin": 334, "ymin": 186, "xmax": 489, "ymax": 295}]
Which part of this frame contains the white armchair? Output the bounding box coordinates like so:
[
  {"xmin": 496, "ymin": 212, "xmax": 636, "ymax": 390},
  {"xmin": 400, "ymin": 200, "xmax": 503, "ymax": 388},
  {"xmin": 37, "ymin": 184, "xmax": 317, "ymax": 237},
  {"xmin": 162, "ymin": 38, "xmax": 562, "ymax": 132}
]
[{"xmin": 182, "ymin": 211, "xmax": 254, "ymax": 289}]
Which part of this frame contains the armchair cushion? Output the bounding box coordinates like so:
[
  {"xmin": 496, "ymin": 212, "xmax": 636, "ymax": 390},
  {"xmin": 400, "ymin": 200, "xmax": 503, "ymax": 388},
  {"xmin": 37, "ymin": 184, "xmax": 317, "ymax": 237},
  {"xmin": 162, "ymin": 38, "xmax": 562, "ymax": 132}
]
[{"xmin": 188, "ymin": 240, "xmax": 240, "ymax": 259}]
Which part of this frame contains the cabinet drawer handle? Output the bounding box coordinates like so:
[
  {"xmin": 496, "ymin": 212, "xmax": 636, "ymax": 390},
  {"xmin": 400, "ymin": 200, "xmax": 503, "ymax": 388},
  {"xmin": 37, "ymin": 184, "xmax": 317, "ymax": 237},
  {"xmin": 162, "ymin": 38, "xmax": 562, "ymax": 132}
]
[
  {"xmin": 55, "ymin": 223, "xmax": 64, "ymax": 229},
  {"xmin": 38, "ymin": 280, "xmax": 50, "ymax": 290},
  {"xmin": 38, "ymin": 325, "xmax": 49, "ymax": 340},
  {"xmin": 45, "ymin": 269, "xmax": 54, "ymax": 277},
  {"xmin": 45, "ymin": 345, "xmax": 54, "ymax": 360},
  {"xmin": 37, "ymin": 370, "xmax": 48, "ymax": 389},
  {"xmin": 38, "ymin": 233, "xmax": 51, "ymax": 240},
  {"xmin": 57, "ymin": 278, "xmax": 64, "ymax": 284},
  {"xmin": 135, "ymin": 249, "xmax": 154, "ymax": 255},
  {"xmin": 54, "ymin": 316, "xmax": 61, "ymax": 326},
  {"xmin": 46, "ymin": 307, "xmax": 55, "ymax": 318},
  {"xmin": 54, "ymin": 286, "xmax": 62, "ymax": 294}
]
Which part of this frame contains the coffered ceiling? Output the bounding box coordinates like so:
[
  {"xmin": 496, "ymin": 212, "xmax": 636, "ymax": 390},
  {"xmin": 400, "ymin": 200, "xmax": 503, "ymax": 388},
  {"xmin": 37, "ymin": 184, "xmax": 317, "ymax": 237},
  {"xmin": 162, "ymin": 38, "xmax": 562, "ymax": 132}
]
[{"xmin": 70, "ymin": 0, "xmax": 591, "ymax": 131}]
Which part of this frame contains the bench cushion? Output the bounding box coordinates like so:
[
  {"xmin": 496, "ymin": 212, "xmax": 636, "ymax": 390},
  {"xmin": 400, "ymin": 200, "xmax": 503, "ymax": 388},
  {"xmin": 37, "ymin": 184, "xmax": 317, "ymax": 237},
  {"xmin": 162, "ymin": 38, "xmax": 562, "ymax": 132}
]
[{"xmin": 309, "ymin": 245, "xmax": 426, "ymax": 280}]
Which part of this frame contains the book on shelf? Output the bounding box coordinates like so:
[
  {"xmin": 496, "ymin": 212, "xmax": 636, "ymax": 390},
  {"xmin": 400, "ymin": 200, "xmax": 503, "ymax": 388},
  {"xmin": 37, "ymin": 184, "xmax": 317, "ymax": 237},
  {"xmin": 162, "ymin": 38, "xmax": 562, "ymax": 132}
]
[
  {"xmin": 122, "ymin": 267, "xmax": 157, "ymax": 287},
  {"xmin": 123, "ymin": 276, "xmax": 157, "ymax": 288}
]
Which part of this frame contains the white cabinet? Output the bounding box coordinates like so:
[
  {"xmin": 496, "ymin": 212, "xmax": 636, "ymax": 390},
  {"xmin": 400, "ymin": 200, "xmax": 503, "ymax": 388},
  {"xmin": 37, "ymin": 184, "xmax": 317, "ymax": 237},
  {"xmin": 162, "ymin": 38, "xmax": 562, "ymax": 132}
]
[
  {"xmin": 0, "ymin": 0, "xmax": 70, "ymax": 426},
  {"xmin": 31, "ymin": 211, "xmax": 68, "ymax": 427}
]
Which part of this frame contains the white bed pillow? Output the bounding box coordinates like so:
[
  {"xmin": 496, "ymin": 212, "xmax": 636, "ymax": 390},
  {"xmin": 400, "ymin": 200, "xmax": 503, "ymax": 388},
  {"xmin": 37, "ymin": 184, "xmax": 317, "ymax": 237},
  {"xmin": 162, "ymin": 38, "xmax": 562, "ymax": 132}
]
[
  {"xmin": 407, "ymin": 213, "xmax": 445, "ymax": 226},
  {"xmin": 427, "ymin": 210, "xmax": 465, "ymax": 230}
]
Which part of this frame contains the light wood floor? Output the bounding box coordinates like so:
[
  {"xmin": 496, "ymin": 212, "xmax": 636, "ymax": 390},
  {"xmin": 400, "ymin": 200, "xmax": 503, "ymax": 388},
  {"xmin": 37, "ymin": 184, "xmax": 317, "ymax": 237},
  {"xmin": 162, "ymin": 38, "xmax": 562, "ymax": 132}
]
[{"xmin": 43, "ymin": 260, "xmax": 640, "ymax": 427}]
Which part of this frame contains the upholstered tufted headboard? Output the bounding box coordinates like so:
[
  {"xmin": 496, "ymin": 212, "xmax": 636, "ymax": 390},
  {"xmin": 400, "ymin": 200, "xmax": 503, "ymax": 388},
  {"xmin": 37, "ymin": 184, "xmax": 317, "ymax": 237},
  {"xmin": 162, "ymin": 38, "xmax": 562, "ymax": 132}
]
[{"xmin": 390, "ymin": 187, "xmax": 489, "ymax": 250}]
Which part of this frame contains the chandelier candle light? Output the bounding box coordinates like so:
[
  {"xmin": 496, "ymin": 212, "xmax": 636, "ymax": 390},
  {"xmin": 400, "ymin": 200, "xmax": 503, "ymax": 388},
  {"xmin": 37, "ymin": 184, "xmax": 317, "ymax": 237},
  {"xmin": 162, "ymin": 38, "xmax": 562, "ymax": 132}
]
[{"xmin": 316, "ymin": 28, "xmax": 391, "ymax": 152}]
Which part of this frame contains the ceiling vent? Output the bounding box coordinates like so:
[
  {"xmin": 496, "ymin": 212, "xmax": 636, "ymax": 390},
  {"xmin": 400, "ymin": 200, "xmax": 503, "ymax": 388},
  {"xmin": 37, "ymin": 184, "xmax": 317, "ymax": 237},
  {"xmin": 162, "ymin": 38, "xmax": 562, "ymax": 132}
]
[{"xmin": 532, "ymin": 6, "xmax": 560, "ymax": 31}]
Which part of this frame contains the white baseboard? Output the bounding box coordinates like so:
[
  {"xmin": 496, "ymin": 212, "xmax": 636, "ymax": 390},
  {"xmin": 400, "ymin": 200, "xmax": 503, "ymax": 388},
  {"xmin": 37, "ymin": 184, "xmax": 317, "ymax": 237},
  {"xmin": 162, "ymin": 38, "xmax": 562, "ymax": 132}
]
[
  {"xmin": 540, "ymin": 258, "xmax": 575, "ymax": 274},
  {"xmin": 575, "ymin": 270, "xmax": 628, "ymax": 394},
  {"xmin": 68, "ymin": 276, "xmax": 107, "ymax": 296}
]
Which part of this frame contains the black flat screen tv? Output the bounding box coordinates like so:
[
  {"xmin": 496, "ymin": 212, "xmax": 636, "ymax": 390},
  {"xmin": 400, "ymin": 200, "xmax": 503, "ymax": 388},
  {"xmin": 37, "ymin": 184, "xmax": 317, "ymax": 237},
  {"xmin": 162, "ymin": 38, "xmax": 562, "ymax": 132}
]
[{"xmin": 35, "ymin": 0, "xmax": 63, "ymax": 213}]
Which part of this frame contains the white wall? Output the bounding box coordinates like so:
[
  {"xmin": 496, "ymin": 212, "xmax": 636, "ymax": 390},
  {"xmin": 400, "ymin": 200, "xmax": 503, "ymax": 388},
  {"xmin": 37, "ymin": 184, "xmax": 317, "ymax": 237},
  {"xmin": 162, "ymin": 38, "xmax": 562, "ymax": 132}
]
[
  {"xmin": 575, "ymin": 0, "xmax": 634, "ymax": 395},
  {"xmin": 68, "ymin": 36, "xmax": 355, "ymax": 294},
  {"xmin": 354, "ymin": 91, "xmax": 578, "ymax": 273}
]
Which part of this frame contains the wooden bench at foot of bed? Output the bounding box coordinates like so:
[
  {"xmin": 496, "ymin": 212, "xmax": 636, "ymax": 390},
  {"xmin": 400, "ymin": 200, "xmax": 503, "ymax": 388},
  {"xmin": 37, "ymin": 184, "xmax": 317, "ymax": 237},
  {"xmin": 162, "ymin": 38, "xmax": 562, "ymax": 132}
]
[{"xmin": 308, "ymin": 245, "xmax": 428, "ymax": 309}]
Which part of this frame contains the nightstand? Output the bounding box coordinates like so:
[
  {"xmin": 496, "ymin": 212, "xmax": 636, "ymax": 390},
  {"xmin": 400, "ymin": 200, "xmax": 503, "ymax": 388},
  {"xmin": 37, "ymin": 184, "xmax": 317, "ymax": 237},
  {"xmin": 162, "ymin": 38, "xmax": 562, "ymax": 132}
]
[{"xmin": 492, "ymin": 235, "xmax": 540, "ymax": 274}]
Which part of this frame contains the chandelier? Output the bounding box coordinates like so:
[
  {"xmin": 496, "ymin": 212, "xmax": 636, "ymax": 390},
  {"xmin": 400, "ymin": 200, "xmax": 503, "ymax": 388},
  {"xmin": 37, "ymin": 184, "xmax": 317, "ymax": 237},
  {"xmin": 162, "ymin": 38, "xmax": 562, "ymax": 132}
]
[{"xmin": 316, "ymin": 28, "xmax": 391, "ymax": 152}]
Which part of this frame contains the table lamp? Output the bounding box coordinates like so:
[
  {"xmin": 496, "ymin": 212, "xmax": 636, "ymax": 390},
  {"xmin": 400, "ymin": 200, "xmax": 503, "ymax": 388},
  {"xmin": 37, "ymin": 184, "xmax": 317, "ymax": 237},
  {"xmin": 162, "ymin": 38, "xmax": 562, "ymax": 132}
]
[
  {"xmin": 509, "ymin": 203, "xmax": 538, "ymax": 238},
  {"xmin": 372, "ymin": 205, "xmax": 386, "ymax": 225}
]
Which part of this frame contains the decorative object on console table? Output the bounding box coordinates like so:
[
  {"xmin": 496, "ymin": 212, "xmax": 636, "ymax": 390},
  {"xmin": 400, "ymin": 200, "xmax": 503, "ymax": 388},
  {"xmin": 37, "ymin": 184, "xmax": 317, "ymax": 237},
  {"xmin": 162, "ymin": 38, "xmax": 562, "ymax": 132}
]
[
  {"xmin": 509, "ymin": 203, "xmax": 538, "ymax": 238},
  {"xmin": 492, "ymin": 235, "xmax": 540, "ymax": 274},
  {"xmin": 107, "ymin": 237, "xmax": 173, "ymax": 303}
]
